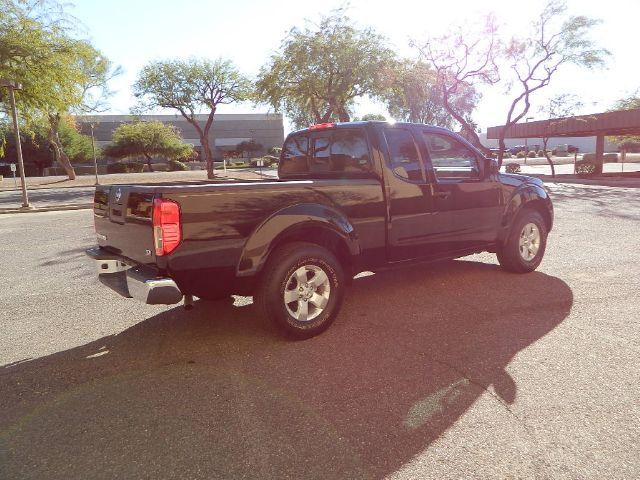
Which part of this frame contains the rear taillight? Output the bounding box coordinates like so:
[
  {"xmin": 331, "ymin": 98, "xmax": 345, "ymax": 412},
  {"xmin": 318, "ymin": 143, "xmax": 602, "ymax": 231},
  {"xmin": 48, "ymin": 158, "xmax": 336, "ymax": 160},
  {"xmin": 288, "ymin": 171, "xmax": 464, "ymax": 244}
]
[{"xmin": 152, "ymin": 198, "xmax": 181, "ymax": 256}]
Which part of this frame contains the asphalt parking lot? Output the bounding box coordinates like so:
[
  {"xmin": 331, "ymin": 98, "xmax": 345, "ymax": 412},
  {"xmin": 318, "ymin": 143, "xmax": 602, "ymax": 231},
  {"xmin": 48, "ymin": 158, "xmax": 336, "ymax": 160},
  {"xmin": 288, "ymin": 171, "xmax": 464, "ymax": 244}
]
[{"xmin": 1, "ymin": 182, "xmax": 638, "ymax": 479}]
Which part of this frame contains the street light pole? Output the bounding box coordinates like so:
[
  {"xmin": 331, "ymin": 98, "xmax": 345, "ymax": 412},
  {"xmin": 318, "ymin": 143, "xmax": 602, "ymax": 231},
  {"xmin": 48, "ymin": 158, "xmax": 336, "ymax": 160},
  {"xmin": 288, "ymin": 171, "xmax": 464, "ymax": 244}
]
[
  {"xmin": 1, "ymin": 79, "xmax": 31, "ymax": 209},
  {"xmin": 89, "ymin": 122, "xmax": 99, "ymax": 185}
]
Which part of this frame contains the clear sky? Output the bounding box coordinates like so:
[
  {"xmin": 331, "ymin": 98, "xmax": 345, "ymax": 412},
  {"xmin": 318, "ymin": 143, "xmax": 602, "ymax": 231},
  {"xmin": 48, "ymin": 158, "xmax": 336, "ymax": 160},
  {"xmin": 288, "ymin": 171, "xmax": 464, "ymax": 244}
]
[{"xmin": 71, "ymin": 0, "xmax": 640, "ymax": 133}]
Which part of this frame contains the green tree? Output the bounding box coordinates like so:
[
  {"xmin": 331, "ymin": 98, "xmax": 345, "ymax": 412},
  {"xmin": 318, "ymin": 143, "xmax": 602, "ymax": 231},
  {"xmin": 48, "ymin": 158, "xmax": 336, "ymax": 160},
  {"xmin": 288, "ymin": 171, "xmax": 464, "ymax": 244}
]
[
  {"xmin": 381, "ymin": 60, "xmax": 478, "ymax": 127},
  {"xmin": 0, "ymin": 115, "xmax": 94, "ymax": 175},
  {"xmin": 55, "ymin": 117, "xmax": 95, "ymax": 163},
  {"xmin": 357, "ymin": 113, "xmax": 387, "ymax": 121},
  {"xmin": 0, "ymin": 0, "xmax": 117, "ymax": 179},
  {"xmin": 103, "ymin": 121, "xmax": 194, "ymax": 172},
  {"xmin": 255, "ymin": 9, "xmax": 396, "ymax": 129},
  {"xmin": 133, "ymin": 58, "xmax": 252, "ymax": 179},
  {"xmin": 236, "ymin": 140, "xmax": 263, "ymax": 159}
]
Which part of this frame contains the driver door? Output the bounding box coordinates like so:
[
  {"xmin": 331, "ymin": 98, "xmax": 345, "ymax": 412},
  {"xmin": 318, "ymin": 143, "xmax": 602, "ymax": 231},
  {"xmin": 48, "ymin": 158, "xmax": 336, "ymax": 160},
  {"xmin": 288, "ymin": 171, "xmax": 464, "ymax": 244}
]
[{"xmin": 420, "ymin": 129, "xmax": 503, "ymax": 252}]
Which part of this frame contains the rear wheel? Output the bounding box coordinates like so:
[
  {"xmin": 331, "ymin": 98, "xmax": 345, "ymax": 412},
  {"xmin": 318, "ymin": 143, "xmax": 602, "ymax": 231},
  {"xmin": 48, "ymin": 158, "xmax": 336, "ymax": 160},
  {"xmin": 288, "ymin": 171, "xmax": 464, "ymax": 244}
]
[
  {"xmin": 255, "ymin": 242, "xmax": 345, "ymax": 339},
  {"xmin": 497, "ymin": 209, "xmax": 547, "ymax": 273}
]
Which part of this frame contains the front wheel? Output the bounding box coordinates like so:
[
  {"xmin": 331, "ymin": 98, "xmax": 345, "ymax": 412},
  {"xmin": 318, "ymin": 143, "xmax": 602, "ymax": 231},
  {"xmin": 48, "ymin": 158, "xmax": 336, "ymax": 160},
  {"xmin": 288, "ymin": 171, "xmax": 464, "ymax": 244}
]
[
  {"xmin": 255, "ymin": 242, "xmax": 345, "ymax": 339},
  {"xmin": 497, "ymin": 209, "xmax": 548, "ymax": 273}
]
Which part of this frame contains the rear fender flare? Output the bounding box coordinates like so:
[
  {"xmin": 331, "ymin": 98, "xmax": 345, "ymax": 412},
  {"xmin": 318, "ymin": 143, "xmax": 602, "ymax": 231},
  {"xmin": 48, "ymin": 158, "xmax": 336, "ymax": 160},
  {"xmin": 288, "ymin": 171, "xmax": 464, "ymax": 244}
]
[{"xmin": 236, "ymin": 203, "xmax": 359, "ymax": 276}]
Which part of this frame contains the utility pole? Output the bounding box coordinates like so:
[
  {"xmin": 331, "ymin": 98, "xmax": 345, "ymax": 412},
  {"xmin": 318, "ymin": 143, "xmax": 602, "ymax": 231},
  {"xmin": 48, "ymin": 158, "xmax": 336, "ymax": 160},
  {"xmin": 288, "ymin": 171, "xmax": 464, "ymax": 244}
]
[
  {"xmin": 1, "ymin": 79, "xmax": 32, "ymax": 210},
  {"xmin": 89, "ymin": 122, "xmax": 100, "ymax": 185}
]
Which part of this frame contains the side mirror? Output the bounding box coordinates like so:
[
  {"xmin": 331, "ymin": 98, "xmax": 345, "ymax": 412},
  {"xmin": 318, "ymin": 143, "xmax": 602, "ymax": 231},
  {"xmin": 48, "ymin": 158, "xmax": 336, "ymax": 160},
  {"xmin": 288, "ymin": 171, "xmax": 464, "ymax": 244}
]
[{"xmin": 484, "ymin": 157, "xmax": 500, "ymax": 177}]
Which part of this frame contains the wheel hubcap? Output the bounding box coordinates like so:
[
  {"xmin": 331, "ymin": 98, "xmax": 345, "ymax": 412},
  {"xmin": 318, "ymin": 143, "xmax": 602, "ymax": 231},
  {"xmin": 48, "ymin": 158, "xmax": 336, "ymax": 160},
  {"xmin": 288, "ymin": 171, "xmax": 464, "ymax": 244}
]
[
  {"xmin": 519, "ymin": 222, "xmax": 541, "ymax": 261},
  {"xmin": 284, "ymin": 264, "xmax": 331, "ymax": 322}
]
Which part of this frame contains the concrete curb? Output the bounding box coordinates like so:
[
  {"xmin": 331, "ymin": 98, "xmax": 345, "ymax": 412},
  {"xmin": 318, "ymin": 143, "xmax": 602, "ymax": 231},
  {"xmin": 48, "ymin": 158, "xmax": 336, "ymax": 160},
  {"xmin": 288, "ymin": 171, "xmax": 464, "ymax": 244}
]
[{"xmin": 0, "ymin": 203, "xmax": 92, "ymax": 215}]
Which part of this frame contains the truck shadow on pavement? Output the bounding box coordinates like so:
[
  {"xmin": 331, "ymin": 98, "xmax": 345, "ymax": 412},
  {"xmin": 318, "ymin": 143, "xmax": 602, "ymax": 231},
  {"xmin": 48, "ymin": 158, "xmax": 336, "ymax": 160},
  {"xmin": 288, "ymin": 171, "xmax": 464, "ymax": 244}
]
[
  {"xmin": 548, "ymin": 183, "xmax": 640, "ymax": 221},
  {"xmin": 0, "ymin": 260, "xmax": 573, "ymax": 480}
]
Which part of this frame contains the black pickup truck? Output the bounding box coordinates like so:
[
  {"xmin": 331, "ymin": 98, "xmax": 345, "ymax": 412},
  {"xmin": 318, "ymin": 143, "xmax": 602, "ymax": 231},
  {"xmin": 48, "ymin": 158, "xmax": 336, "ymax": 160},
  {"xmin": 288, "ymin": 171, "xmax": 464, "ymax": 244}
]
[{"xmin": 87, "ymin": 121, "xmax": 553, "ymax": 338}]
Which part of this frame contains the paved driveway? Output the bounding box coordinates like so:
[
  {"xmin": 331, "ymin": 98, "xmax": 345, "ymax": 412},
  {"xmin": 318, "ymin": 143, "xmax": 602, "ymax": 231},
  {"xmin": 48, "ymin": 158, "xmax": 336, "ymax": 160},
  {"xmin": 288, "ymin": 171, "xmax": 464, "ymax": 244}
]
[
  {"xmin": 0, "ymin": 183, "xmax": 638, "ymax": 479},
  {"xmin": 0, "ymin": 186, "xmax": 95, "ymax": 209}
]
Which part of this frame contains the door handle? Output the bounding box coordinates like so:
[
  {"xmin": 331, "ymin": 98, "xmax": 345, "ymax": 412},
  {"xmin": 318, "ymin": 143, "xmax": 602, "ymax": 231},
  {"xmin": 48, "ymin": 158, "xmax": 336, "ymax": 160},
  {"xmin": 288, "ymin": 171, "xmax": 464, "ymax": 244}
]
[{"xmin": 434, "ymin": 191, "xmax": 451, "ymax": 199}]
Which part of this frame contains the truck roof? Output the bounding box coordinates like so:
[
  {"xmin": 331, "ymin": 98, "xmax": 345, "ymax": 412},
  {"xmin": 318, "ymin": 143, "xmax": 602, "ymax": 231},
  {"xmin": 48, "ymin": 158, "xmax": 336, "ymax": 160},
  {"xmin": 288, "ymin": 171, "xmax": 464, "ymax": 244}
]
[{"xmin": 289, "ymin": 121, "xmax": 457, "ymax": 136}]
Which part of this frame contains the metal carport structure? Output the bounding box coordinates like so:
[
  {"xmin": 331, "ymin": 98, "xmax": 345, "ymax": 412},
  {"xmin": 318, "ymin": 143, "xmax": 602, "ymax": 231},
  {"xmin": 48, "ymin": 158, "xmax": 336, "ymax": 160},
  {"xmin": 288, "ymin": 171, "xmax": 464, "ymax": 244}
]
[{"xmin": 486, "ymin": 108, "xmax": 640, "ymax": 173}]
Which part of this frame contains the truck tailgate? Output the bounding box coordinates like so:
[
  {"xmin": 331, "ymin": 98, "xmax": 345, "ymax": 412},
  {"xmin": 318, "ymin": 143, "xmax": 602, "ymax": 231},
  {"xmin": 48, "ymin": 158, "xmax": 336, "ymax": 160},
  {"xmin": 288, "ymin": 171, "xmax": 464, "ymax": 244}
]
[{"xmin": 93, "ymin": 185, "xmax": 156, "ymax": 265}]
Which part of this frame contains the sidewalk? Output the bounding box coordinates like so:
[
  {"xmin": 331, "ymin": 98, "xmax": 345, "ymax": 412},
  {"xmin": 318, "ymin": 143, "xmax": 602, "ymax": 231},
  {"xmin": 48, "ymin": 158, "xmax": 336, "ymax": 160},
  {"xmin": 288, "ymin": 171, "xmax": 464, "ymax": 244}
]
[
  {"xmin": 514, "ymin": 161, "xmax": 640, "ymax": 177},
  {"xmin": 510, "ymin": 162, "xmax": 640, "ymax": 188}
]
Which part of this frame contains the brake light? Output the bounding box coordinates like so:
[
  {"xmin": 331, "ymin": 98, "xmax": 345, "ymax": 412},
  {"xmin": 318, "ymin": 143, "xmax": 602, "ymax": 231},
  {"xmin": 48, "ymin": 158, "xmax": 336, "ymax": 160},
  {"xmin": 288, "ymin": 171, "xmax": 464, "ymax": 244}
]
[
  {"xmin": 309, "ymin": 122, "xmax": 335, "ymax": 130},
  {"xmin": 152, "ymin": 198, "xmax": 181, "ymax": 256}
]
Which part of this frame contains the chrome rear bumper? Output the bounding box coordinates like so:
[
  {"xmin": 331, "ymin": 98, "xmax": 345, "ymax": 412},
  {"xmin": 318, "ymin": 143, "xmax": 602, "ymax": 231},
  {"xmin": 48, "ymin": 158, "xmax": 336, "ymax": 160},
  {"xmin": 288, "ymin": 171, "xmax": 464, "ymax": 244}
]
[{"xmin": 86, "ymin": 247, "xmax": 183, "ymax": 305}]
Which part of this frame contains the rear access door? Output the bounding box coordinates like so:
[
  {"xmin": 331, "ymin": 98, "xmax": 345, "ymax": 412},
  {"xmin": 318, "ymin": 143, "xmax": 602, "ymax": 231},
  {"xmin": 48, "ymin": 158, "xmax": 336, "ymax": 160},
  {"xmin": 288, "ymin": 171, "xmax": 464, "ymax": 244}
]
[
  {"xmin": 377, "ymin": 125, "xmax": 453, "ymax": 262},
  {"xmin": 93, "ymin": 185, "xmax": 157, "ymax": 265}
]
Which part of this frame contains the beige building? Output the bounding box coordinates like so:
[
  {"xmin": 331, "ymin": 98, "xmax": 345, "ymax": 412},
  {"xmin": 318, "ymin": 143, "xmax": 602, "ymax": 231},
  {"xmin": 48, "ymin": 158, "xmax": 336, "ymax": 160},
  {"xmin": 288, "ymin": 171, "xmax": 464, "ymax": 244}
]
[{"xmin": 76, "ymin": 113, "xmax": 284, "ymax": 160}]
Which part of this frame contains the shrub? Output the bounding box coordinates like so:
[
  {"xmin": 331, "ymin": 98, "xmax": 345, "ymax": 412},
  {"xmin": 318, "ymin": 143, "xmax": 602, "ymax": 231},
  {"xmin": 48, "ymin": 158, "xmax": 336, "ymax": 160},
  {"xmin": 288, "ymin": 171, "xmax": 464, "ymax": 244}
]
[
  {"xmin": 516, "ymin": 151, "xmax": 526, "ymax": 158},
  {"xmin": 129, "ymin": 162, "xmax": 145, "ymax": 173},
  {"xmin": 503, "ymin": 152, "xmax": 512, "ymax": 159},
  {"xmin": 106, "ymin": 161, "xmax": 144, "ymax": 174},
  {"xmin": 268, "ymin": 146, "xmax": 282, "ymax": 156},
  {"xmin": 167, "ymin": 159, "xmax": 188, "ymax": 171},
  {"xmin": 536, "ymin": 150, "xmax": 546, "ymax": 157},
  {"xmin": 527, "ymin": 150, "xmax": 537, "ymax": 157},
  {"xmin": 505, "ymin": 163, "xmax": 521, "ymax": 174},
  {"xmin": 575, "ymin": 160, "xmax": 596, "ymax": 175},
  {"xmin": 106, "ymin": 162, "xmax": 127, "ymax": 173}
]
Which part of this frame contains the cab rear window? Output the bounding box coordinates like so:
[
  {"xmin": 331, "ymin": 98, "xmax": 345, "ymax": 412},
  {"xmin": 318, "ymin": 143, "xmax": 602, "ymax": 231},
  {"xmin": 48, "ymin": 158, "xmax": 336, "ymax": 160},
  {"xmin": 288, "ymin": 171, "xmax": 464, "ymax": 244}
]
[{"xmin": 279, "ymin": 129, "xmax": 372, "ymax": 178}]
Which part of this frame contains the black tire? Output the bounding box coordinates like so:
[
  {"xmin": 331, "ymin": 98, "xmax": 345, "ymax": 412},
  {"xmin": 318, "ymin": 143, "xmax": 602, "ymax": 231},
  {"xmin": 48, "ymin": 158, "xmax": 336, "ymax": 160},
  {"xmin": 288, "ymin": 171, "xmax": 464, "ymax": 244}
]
[
  {"xmin": 255, "ymin": 242, "xmax": 345, "ymax": 339},
  {"xmin": 497, "ymin": 209, "xmax": 548, "ymax": 273}
]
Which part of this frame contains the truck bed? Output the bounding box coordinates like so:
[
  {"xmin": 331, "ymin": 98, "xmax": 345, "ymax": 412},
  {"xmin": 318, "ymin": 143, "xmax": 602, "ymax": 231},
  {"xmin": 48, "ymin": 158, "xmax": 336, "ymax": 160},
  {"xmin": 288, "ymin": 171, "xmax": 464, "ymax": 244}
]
[{"xmin": 93, "ymin": 178, "xmax": 386, "ymax": 298}]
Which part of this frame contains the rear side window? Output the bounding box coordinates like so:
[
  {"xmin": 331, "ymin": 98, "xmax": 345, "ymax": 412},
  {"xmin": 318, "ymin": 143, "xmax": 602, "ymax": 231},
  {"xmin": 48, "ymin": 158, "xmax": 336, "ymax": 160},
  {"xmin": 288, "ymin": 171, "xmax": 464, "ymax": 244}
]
[
  {"xmin": 384, "ymin": 128, "xmax": 422, "ymax": 182},
  {"xmin": 280, "ymin": 135, "xmax": 309, "ymax": 175}
]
